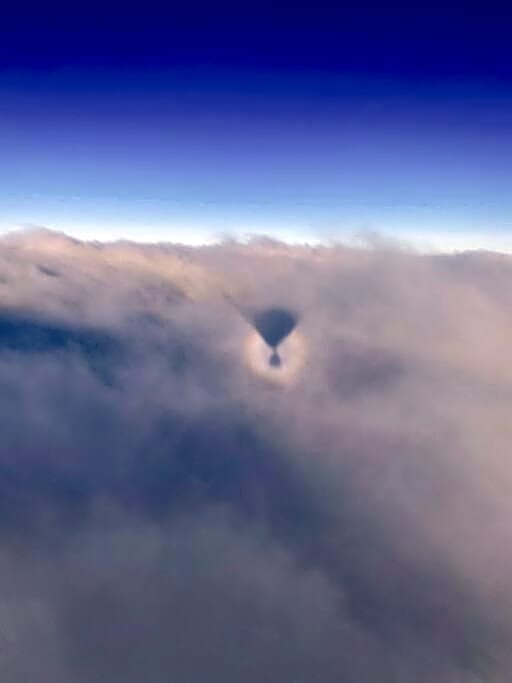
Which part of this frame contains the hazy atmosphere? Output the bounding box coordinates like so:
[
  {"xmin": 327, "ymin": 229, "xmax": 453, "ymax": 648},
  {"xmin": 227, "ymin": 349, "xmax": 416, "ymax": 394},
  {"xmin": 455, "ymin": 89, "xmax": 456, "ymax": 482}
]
[{"xmin": 0, "ymin": 228, "xmax": 510, "ymax": 681}]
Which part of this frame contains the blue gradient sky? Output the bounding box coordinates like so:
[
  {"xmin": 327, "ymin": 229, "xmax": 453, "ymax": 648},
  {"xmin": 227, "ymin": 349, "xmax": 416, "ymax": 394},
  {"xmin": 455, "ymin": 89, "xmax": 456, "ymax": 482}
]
[{"xmin": 2, "ymin": 5, "xmax": 512, "ymax": 248}]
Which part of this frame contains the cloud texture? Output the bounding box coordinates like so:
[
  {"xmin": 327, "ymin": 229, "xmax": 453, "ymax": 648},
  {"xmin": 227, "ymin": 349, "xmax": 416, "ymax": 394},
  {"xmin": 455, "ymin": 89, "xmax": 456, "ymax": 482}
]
[{"xmin": 0, "ymin": 228, "xmax": 511, "ymax": 682}]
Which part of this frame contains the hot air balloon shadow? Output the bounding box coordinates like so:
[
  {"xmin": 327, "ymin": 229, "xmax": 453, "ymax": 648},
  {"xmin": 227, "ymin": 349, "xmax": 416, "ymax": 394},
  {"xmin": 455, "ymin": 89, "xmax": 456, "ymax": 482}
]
[{"xmin": 252, "ymin": 308, "xmax": 298, "ymax": 368}]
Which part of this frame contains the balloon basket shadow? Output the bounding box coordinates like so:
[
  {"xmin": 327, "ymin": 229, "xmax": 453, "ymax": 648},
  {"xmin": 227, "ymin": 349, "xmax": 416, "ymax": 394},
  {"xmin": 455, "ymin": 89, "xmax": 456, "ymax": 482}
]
[
  {"xmin": 269, "ymin": 350, "xmax": 282, "ymax": 368},
  {"xmin": 244, "ymin": 329, "xmax": 306, "ymax": 386}
]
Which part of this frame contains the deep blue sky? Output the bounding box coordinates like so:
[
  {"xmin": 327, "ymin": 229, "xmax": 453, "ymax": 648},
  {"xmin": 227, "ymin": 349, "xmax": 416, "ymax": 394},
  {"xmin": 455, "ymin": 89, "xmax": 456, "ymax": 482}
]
[{"xmin": 2, "ymin": 3, "xmax": 512, "ymax": 247}]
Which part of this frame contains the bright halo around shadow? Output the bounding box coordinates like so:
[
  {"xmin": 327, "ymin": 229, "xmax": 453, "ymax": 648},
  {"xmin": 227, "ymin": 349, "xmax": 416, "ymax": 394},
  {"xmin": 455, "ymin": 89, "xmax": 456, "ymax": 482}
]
[{"xmin": 244, "ymin": 327, "xmax": 307, "ymax": 386}]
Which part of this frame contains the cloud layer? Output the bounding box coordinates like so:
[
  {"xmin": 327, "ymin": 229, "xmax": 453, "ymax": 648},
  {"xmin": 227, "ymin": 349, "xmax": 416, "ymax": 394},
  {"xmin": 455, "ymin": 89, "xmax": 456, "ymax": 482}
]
[{"xmin": 0, "ymin": 228, "xmax": 511, "ymax": 682}]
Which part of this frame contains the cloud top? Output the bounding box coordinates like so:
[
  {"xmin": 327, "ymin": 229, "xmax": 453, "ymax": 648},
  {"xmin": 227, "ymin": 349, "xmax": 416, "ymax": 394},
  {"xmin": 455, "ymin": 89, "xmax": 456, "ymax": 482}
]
[{"xmin": 0, "ymin": 228, "xmax": 511, "ymax": 682}]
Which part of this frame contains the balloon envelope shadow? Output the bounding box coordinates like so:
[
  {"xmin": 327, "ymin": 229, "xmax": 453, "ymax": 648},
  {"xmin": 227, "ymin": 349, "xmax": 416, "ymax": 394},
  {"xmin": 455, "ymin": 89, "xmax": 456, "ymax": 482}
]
[{"xmin": 251, "ymin": 308, "xmax": 298, "ymax": 368}]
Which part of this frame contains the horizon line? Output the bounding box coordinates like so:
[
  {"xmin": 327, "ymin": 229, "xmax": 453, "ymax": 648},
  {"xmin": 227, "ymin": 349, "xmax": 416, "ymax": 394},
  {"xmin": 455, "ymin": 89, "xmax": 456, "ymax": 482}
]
[{"xmin": 3, "ymin": 224, "xmax": 512, "ymax": 256}]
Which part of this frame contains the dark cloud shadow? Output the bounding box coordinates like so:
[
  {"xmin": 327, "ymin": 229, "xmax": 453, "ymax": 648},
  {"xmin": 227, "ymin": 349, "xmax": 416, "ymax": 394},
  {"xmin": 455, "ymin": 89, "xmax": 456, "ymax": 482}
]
[{"xmin": 0, "ymin": 310, "xmax": 124, "ymax": 384}]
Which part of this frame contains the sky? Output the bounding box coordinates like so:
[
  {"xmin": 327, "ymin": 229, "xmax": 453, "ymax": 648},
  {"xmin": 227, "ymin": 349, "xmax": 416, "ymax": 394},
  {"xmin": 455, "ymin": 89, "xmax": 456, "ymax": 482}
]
[{"xmin": 2, "ymin": 4, "xmax": 512, "ymax": 248}]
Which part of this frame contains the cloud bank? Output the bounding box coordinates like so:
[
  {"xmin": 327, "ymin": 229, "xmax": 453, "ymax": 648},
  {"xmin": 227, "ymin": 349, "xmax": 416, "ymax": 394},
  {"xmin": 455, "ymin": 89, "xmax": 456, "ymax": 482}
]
[{"xmin": 0, "ymin": 228, "xmax": 511, "ymax": 682}]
